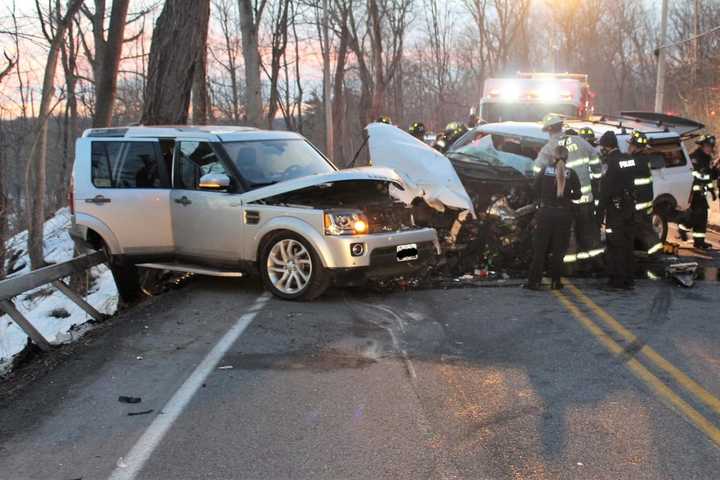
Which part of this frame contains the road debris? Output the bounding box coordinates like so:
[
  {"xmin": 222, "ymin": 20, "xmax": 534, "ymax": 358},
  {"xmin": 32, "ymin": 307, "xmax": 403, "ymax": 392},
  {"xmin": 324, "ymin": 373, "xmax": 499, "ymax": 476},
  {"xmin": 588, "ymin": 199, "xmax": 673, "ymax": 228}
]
[
  {"xmin": 118, "ymin": 396, "xmax": 141, "ymax": 404},
  {"xmin": 127, "ymin": 409, "xmax": 154, "ymax": 416},
  {"xmin": 218, "ymin": 365, "xmax": 234, "ymax": 370}
]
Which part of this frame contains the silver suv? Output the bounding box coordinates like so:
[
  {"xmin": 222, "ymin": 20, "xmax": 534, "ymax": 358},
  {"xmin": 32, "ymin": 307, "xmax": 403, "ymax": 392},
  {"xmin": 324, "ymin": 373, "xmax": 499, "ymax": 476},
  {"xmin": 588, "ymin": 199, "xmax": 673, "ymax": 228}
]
[{"xmin": 70, "ymin": 126, "xmax": 439, "ymax": 301}]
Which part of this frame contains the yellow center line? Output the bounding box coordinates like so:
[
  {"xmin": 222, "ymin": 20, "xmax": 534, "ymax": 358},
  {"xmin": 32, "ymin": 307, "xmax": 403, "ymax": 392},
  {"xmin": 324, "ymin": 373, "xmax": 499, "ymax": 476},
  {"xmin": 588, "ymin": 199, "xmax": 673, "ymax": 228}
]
[
  {"xmin": 552, "ymin": 290, "xmax": 720, "ymax": 447},
  {"xmin": 565, "ymin": 280, "xmax": 720, "ymax": 417}
]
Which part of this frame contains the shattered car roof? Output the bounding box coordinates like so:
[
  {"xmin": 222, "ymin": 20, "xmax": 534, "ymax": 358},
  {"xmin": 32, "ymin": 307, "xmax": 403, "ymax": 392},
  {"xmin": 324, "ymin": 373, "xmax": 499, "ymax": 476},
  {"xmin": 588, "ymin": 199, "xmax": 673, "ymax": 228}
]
[{"xmin": 366, "ymin": 123, "xmax": 476, "ymax": 218}]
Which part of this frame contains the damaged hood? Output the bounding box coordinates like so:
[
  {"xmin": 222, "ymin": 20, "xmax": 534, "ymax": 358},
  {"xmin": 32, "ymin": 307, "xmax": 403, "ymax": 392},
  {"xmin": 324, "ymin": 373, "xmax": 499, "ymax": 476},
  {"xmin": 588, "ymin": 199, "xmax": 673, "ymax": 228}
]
[
  {"xmin": 367, "ymin": 123, "xmax": 476, "ymax": 217},
  {"xmin": 242, "ymin": 167, "xmax": 405, "ymax": 203}
]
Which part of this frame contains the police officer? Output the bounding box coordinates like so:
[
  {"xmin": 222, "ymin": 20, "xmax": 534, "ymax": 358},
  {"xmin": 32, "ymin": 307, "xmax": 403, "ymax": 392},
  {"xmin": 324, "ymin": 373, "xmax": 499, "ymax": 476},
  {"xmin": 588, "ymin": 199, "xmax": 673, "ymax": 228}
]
[
  {"xmin": 408, "ymin": 122, "xmax": 426, "ymax": 141},
  {"xmin": 597, "ymin": 131, "xmax": 636, "ymax": 290},
  {"xmin": 679, "ymin": 134, "xmax": 716, "ymax": 249},
  {"xmin": 626, "ymin": 130, "xmax": 663, "ymax": 256},
  {"xmin": 526, "ymin": 145, "xmax": 581, "ymax": 290}
]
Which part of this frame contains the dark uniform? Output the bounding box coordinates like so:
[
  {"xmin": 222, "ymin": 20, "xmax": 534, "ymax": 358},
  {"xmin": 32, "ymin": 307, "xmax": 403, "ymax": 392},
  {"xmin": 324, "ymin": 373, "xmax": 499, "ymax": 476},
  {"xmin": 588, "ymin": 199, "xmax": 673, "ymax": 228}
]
[
  {"xmin": 597, "ymin": 148, "xmax": 637, "ymax": 289},
  {"xmin": 625, "ymin": 131, "xmax": 663, "ymax": 256},
  {"xmin": 527, "ymin": 155, "xmax": 581, "ymax": 289},
  {"xmin": 680, "ymin": 145, "xmax": 716, "ymax": 248}
]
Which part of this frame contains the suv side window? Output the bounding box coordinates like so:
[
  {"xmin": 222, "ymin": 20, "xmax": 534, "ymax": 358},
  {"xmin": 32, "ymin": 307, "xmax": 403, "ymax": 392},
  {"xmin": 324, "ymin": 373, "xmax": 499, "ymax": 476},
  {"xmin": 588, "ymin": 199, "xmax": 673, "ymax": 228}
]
[
  {"xmin": 91, "ymin": 141, "xmax": 169, "ymax": 188},
  {"xmin": 174, "ymin": 141, "xmax": 231, "ymax": 190}
]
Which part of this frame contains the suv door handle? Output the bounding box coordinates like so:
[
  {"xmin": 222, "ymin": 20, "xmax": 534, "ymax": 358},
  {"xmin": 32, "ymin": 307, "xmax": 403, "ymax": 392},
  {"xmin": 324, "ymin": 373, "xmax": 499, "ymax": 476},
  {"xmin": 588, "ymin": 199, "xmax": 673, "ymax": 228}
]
[
  {"xmin": 85, "ymin": 195, "xmax": 111, "ymax": 204},
  {"xmin": 174, "ymin": 196, "xmax": 192, "ymax": 206}
]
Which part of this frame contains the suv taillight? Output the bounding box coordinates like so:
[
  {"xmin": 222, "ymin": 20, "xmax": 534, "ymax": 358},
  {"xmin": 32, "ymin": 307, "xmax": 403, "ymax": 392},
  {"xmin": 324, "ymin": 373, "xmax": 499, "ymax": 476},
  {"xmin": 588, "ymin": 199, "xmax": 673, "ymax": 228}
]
[{"xmin": 68, "ymin": 176, "xmax": 74, "ymax": 215}]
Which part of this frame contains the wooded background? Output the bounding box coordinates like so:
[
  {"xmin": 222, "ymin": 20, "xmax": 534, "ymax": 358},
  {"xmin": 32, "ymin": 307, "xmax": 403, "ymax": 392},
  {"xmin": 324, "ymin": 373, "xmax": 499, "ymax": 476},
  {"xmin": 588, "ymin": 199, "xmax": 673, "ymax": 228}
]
[{"xmin": 0, "ymin": 0, "xmax": 718, "ymax": 273}]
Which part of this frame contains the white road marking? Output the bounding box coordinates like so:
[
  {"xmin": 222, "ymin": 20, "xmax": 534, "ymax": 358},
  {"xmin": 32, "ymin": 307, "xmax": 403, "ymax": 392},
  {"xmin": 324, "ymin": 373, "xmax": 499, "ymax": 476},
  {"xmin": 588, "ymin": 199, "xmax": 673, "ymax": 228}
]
[{"xmin": 108, "ymin": 294, "xmax": 270, "ymax": 480}]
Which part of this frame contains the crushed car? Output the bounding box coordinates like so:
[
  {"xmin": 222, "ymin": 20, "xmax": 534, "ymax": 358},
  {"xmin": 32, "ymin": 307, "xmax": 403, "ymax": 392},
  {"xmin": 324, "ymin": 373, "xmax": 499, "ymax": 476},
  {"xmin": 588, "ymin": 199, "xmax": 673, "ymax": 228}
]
[{"xmin": 365, "ymin": 114, "xmax": 702, "ymax": 280}]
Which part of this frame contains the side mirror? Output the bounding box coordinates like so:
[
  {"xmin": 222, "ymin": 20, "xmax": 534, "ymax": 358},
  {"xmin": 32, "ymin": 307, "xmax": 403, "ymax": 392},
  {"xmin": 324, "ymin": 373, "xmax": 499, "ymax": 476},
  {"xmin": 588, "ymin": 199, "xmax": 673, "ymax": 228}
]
[{"xmin": 199, "ymin": 173, "xmax": 231, "ymax": 190}]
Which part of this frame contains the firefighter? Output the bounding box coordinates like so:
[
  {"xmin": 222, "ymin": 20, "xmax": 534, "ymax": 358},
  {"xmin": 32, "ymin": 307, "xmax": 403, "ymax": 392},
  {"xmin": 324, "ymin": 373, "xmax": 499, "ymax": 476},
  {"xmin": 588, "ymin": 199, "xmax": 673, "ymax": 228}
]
[
  {"xmin": 445, "ymin": 122, "xmax": 468, "ymax": 146},
  {"xmin": 408, "ymin": 121, "xmax": 426, "ymax": 140},
  {"xmin": 526, "ymin": 145, "xmax": 581, "ymax": 291},
  {"xmin": 578, "ymin": 127, "xmax": 597, "ymax": 147},
  {"xmin": 679, "ymin": 134, "xmax": 717, "ymax": 249},
  {"xmin": 534, "ymin": 124, "xmax": 602, "ymax": 269},
  {"xmin": 376, "ymin": 115, "xmax": 392, "ymax": 125},
  {"xmin": 597, "ymin": 131, "xmax": 637, "ymax": 290},
  {"xmin": 626, "ymin": 130, "xmax": 663, "ymax": 256},
  {"xmin": 535, "ymin": 114, "xmax": 566, "ymax": 168},
  {"xmin": 432, "ymin": 133, "xmax": 448, "ymax": 153}
]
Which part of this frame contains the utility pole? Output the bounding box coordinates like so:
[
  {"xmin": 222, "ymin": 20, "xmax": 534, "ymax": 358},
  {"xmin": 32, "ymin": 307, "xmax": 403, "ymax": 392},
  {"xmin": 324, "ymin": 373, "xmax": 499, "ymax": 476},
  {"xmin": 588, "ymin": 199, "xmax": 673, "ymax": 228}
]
[
  {"xmin": 322, "ymin": 0, "xmax": 334, "ymax": 161},
  {"xmin": 692, "ymin": 0, "xmax": 700, "ymax": 86},
  {"xmin": 654, "ymin": 0, "xmax": 669, "ymax": 113}
]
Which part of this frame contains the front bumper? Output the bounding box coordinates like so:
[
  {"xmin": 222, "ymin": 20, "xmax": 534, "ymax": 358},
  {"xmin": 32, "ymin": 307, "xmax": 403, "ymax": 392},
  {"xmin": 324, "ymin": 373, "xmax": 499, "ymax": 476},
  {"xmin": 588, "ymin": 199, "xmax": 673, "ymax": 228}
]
[{"xmin": 319, "ymin": 227, "xmax": 440, "ymax": 269}]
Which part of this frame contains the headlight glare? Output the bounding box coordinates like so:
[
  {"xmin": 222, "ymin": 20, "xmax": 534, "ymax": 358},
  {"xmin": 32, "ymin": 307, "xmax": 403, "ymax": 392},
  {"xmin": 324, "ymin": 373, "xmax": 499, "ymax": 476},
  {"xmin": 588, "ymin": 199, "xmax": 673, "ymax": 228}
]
[{"xmin": 324, "ymin": 211, "xmax": 370, "ymax": 236}]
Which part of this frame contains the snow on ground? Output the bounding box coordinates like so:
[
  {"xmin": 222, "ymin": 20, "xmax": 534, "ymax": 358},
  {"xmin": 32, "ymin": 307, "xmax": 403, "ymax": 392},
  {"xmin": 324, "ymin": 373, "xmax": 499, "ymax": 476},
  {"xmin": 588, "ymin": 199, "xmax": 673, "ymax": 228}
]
[{"xmin": 1, "ymin": 209, "xmax": 118, "ymax": 375}]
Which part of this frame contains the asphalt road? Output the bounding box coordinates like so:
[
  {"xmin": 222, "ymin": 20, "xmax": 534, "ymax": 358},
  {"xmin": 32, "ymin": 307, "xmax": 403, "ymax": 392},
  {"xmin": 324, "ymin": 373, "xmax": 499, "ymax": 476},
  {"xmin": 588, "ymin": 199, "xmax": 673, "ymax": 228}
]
[{"xmin": 1, "ymin": 231, "xmax": 719, "ymax": 480}]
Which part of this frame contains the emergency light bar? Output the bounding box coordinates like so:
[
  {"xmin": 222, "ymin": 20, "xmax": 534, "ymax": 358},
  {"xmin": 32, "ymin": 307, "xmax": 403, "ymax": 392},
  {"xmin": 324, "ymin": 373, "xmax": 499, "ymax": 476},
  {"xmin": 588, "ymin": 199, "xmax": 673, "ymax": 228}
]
[{"xmin": 486, "ymin": 82, "xmax": 574, "ymax": 103}]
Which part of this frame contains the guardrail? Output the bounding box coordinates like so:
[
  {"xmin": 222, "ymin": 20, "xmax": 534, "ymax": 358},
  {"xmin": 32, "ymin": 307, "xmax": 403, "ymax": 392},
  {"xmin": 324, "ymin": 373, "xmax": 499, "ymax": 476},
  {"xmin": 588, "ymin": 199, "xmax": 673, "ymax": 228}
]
[{"xmin": 0, "ymin": 251, "xmax": 108, "ymax": 351}]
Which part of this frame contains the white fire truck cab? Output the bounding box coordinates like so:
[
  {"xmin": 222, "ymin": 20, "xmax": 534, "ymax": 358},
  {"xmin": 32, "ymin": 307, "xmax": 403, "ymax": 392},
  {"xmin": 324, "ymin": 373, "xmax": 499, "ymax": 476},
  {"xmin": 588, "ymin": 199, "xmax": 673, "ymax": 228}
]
[{"xmin": 479, "ymin": 72, "xmax": 593, "ymax": 123}]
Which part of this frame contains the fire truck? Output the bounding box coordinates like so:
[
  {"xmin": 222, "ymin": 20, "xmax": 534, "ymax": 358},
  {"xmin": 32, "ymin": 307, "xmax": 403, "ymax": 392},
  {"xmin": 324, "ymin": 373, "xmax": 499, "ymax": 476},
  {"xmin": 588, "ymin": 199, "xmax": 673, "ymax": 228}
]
[{"xmin": 478, "ymin": 72, "xmax": 594, "ymax": 123}]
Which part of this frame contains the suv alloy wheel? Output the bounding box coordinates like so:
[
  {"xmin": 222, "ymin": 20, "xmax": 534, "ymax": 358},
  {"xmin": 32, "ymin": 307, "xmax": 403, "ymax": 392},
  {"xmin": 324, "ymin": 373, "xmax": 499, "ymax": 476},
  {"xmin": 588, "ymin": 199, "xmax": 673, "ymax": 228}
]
[{"xmin": 260, "ymin": 232, "xmax": 330, "ymax": 300}]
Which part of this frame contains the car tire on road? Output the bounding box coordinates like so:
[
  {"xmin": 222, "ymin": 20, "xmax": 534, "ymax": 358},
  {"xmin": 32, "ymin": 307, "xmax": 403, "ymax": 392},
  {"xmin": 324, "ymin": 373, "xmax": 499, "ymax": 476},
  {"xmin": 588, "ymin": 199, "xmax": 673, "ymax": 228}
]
[
  {"xmin": 109, "ymin": 260, "xmax": 143, "ymax": 304},
  {"xmin": 260, "ymin": 231, "xmax": 330, "ymax": 301}
]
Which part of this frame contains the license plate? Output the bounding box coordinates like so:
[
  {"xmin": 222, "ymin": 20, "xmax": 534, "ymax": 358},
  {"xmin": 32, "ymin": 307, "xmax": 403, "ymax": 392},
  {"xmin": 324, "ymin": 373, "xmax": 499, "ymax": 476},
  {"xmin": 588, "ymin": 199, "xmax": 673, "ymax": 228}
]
[{"xmin": 396, "ymin": 243, "xmax": 418, "ymax": 262}]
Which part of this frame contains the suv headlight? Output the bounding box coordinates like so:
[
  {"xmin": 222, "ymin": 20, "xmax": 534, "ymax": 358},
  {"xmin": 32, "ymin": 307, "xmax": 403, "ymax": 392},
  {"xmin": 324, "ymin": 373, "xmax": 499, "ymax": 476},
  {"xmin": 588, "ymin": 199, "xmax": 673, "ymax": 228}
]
[{"xmin": 324, "ymin": 210, "xmax": 369, "ymax": 236}]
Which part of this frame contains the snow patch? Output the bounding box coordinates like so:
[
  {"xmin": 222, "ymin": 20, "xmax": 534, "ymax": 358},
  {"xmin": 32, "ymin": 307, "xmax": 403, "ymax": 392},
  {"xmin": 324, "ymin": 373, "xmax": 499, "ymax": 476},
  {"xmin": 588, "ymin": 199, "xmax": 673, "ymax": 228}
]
[{"xmin": 1, "ymin": 209, "xmax": 118, "ymax": 375}]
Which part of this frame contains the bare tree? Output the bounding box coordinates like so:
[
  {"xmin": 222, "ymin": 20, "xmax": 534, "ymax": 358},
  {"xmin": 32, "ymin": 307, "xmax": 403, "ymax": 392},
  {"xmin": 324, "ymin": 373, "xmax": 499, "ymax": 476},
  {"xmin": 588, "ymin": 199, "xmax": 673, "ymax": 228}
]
[
  {"xmin": 0, "ymin": 53, "xmax": 15, "ymax": 280},
  {"xmin": 210, "ymin": 0, "xmax": 243, "ymax": 122},
  {"xmin": 239, "ymin": 0, "xmax": 268, "ymax": 127},
  {"xmin": 264, "ymin": 0, "xmax": 290, "ymax": 129},
  {"xmin": 347, "ymin": 0, "xmax": 412, "ymax": 125},
  {"xmin": 26, "ymin": 0, "xmax": 85, "ymax": 269},
  {"xmin": 193, "ymin": 0, "xmax": 211, "ymax": 125},
  {"xmin": 80, "ymin": 0, "xmax": 131, "ymax": 127},
  {"xmin": 141, "ymin": 0, "xmax": 211, "ymax": 125}
]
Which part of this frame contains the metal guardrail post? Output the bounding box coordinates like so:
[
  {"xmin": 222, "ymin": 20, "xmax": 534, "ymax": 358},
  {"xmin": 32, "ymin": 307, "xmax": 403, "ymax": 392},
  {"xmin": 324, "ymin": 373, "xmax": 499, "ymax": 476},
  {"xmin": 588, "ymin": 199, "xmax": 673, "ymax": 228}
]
[
  {"xmin": 0, "ymin": 251, "xmax": 108, "ymax": 351},
  {"xmin": 52, "ymin": 280, "xmax": 106, "ymax": 321},
  {"xmin": 0, "ymin": 300, "xmax": 52, "ymax": 351}
]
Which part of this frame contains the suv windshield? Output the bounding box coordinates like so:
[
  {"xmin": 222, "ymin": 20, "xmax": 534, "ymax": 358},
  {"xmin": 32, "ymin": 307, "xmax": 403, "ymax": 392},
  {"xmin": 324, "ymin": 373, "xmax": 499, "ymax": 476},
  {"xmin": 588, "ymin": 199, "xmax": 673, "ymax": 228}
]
[{"xmin": 223, "ymin": 139, "xmax": 335, "ymax": 187}]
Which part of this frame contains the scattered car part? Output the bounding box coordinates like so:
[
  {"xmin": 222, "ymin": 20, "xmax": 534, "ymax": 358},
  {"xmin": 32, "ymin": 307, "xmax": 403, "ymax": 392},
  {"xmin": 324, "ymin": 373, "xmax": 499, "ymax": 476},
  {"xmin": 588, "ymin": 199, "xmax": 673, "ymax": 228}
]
[{"xmin": 665, "ymin": 262, "xmax": 699, "ymax": 288}]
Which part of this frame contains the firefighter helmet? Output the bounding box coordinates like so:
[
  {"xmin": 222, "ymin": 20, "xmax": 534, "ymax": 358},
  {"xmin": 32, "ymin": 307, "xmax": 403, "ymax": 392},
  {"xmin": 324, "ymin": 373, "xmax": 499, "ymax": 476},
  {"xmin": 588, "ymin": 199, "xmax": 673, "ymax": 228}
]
[
  {"xmin": 542, "ymin": 114, "xmax": 564, "ymax": 132},
  {"xmin": 578, "ymin": 127, "xmax": 597, "ymax": 144},
  {"xmin": 564, "ymin": 128, "xmax": 579, "ymax": 136},
  {"xmin": 376, "ymin": 115, "xmax": 392, "ymax": 125},
  {"xmin": 695, "ymin": 134, "xmax": 716, "ymax": 146},
  {"xmin": 629, "ymin": 130, "xmax": 649, "ymax": 147},
  {"xmin": 408, "ymin": 122, "xmax": 426, "ymax": 139}
]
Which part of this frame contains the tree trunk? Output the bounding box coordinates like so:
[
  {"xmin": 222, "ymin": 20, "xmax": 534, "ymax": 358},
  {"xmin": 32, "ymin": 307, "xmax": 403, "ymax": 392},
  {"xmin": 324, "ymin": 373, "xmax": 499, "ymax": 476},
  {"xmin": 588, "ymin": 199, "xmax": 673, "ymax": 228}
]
[
  {"xmin": 141, "ymin": 0, "xmax": 211, "ymax": 125},
  {"xmin": 368, "ymin": 0, "xmax": 385, "ymax": 119},
  {"xmin": 266, "ymin": 1, "xmax": 289, "ymax": 129},
  {"xmin": 26, "ymin": 0, "xmax": 84, "ymax": 270},
  {"xmin": 332, "ymin": 10, "xmax": 350, "ymax": 164},
  {"xmin": 93, "ymin": 0, "xmax": 130, "ymax": 128},
  {"xmin": 238, "ymin": 0, "xmax": 264, "ymax": 127},
  {"xmin": 192, "ymin": 1, "xmax": 211, "ymax": 125}
]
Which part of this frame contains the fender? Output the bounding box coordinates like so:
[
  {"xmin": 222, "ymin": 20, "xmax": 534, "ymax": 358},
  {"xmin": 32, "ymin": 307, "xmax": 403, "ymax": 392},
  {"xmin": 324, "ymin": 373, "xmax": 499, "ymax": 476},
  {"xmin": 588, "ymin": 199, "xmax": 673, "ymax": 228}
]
[
  {"xmin": 74, "ymin": 212, "xmax": 122, "ymax": 255},
  {"xmin": 249, "ymin": 216, "xmax": 333, "ymax": 268}
]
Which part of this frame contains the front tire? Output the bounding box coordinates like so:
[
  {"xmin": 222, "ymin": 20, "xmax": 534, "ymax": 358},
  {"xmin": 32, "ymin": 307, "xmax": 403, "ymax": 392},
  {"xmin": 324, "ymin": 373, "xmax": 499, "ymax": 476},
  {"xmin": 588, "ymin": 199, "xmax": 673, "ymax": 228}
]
[
  {"xmin": 260, "ymin": 232, "xmax": 330, "ymax": 301},
  {"xmin": 109, "ymin": 260, "xmax": 143, "ymax": 304}
]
